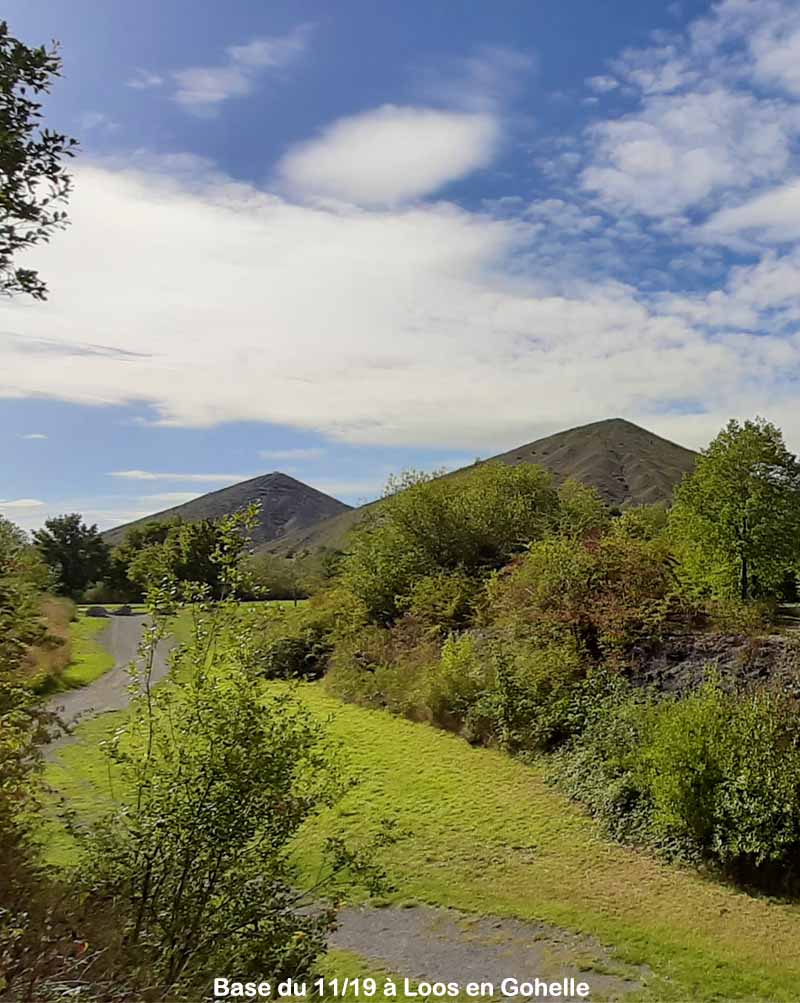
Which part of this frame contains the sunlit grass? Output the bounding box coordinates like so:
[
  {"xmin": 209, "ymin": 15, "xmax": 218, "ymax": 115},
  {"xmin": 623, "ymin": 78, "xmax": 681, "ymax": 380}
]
[{"xmin": 40, "ymin": 635, "xmax": 800, "ymax": 1002}]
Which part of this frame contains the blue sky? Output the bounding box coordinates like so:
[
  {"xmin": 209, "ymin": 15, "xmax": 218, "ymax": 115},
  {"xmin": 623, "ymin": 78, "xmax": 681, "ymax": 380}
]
[{"xmin": 3, "ymin": 0, "xmax": 800, "ymax": 530}]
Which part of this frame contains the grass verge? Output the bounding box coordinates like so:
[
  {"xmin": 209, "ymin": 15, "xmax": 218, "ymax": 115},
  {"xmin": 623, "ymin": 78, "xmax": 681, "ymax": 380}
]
[
  {"xmin": 42, "ymin": 673, "xmax": 800, "ymax": 1002},
  {"xmin": 34, "ymin": 615, "xmax": 115, "ymax": 694}
]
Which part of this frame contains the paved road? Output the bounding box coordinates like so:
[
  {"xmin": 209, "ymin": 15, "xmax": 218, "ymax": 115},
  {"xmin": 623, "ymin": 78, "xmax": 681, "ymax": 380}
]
[{"xmin": 46, "ymin": 614, "xmax": 175, "ymax": 749}]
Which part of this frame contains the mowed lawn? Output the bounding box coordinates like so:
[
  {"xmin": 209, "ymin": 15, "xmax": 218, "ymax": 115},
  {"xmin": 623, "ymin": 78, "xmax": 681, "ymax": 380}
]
[{"xmin": 43, "ymin": 675, "xmax": 800, "ymax": 1002}]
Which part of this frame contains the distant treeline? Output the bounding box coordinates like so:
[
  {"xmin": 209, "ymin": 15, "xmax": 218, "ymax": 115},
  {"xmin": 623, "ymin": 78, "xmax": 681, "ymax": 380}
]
[{"xmin": 30, "ymin": 512, "xmax": 331, "ymax": 604}]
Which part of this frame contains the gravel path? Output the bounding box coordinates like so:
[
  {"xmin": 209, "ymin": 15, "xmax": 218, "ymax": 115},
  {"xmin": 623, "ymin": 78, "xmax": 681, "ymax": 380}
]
[
  {"xmin": 331, "ymin": 905, "xmax": 645, "ymax": 1000},
  {"xmin": 45, "ymin": 614, "xmax": 175, "ymax": 751}
]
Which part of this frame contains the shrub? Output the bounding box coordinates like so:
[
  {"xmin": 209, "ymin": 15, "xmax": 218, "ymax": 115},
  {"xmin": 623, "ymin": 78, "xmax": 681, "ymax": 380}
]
[
  {"xmin": 339, "ymin": 463, "xmax": 561, "ymax": 623},
  {"xmin": 704, "ymin": 597, "xmax": 775, "ymax": 635},
  {"xmin": 397, "ymin": 570, "xmax": 480, "ymax": 634},
  {"xmin": 490, "ymin": 639, "xmax": 591, "ymax": 752},
  {"xmin": 326, "ymin": 622, "xmax": 438, "ymax": 720},
  {"xmin": 426, "ymin": 632, "xmax": 495, "ymax": 731},
  {"xmin": 489, "ymin": 534, "xmax": 680, "ymax": 659},
  {"xmin": 548, "ymin": 683, "xmax": 657, "ymax": 843},
  {"xmin": 557, "ymin": 479, "xmax": 610, "ymax": 539},
  {"xmin": 552, "ymin": 677, "xmax": 800, "ymax": 889},
  {"xmin": 643, "ymin": 682, "xmax": 800, "ymax": 876},
  {"xmin": 248, "ymin": 603, "xmax": 337, "ymax": 680}
]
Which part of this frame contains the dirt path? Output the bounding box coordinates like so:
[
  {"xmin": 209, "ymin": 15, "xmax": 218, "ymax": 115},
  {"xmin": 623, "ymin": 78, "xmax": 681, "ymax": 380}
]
[
  {"xmin": 331, "ymin": 905, "xmax": 645, "ymax": 1000},
  {"xmin": 45, "ymin": 614, "xmax": 175, "ymax": 751}
]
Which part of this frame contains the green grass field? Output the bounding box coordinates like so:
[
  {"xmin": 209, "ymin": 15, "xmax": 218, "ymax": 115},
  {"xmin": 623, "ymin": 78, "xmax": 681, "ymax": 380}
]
[{"xmin": 43, "ymin": 666, "xmax": 800, "ymax": 1003}]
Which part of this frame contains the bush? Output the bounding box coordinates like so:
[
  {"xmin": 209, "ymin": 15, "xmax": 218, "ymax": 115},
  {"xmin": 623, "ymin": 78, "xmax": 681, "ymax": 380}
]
[
  {"xmin": 326, "ymin": 621, "xmax": 439, "ymax": 720},
  {"xmin": 397, "ymin": 570, "xmax": 480, "ymax": 634},
  {"xmin": 551, "ymin": 678, "xmax": 800, "ymax": 890},
  {"xmin": 548, "ymin": 683, "xmax": 657, "ymax": 844},
  {"xmin": 339, "ymin": 463, "xmax": 561, "ymax": 624},
  {"xmin": 488, "ymin": 534, "xmax": 680, "ymax": 659},
  {"xmin": 644, "ymin": 682, "xmax": 800, "ymax": 876},
  {"xmin": 704, "ymin": 597, "xmax": 775, "ymax": 635},
  {"xmin": 249, "ymin": 604, "xmax": 335, "ymax": 680},
  {"xmin": 489, "ymin": 639, "xmax": 592, "ymax": 752},
  {"xmin": 426, "ymin": 632, "xmax": 495, "ymax": 732}
]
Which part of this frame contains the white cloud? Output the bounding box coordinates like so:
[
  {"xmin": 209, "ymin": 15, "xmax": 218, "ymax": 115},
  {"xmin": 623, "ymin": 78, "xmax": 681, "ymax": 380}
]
[
  {"xmin": 748, "ymin": 3, "xmax": 800, "ymax": 96},
  {"xmin": 3, "ymin": 159, "xmax": 800, "ymax": 453},
  {"xmin": 576, "ymin": 1, "xmax": 800, "ymax": 219},
  {"xmin": 659, "ymin": 249, "xmax": 800, "ymax": 331},
  {"xmin": 701, "ymin": 179, "xmax": 800, "ymax": 243},
  {"xmin": 582, "ymin": 88, "xmax": 795, "ymax": 216},
  {"xmin": 418, "ymin": 45, "xmax": 535, "ymax": 114},
  {"xmin": 173, "ymin": 66, "xmax": 252, "ymax": 110},
  {"xmin": 586, "ymin": 75, "xmax": 619, "ymax": 94},
  {"xmin": 171, "ymin": 25, "xmax": 311, "ymax": 114},
  {"xmin": 259, "ymin": 447, "xmax": 325, "ymax": 461},
  {"xmin": 308, "ymin": 477, "xmax": 387, "ymax": 500},
  {"xmin": 0, "ymin": 498, "xmax": 45, "ymax": 509},
  {"xmin": 278, "ymin": 105, "xmax": 500, "ymax": 205},
  {"xmin": 21, "ymin": 432, "xmax": 47, "ymax": 440},
  {"xmin": 110, "ymin": 470, "xmax": 254, "ymax": 483},
  {"xmin": 127, "ymin": 69, "xmax": 164, "ymax": 90}
]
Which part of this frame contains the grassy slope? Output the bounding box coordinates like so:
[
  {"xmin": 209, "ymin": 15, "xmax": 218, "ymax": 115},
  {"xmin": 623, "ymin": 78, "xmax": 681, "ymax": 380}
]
[
  {"xmin": 34, "ymin": 615, "xmax": 115, "ymax": 694},
  {"xmin": 60, "ymin": 618, "xmax": 115, "ymax": 688},
  {"xmin": 43, "ymin": 677, "xmax": 800, "ymax": 1002}
]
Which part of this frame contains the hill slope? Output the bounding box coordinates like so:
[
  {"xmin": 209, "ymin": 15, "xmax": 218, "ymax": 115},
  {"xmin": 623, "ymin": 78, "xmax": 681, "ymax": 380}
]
[
  {"xmin": 487, "ymin": 417, "xmax": 697, "ymax": 508},
  {"xmin": 103, "ymin": 472, "xmax": 351, "ymax": 548},
  {"xmin": 266, "ymin": 418, "xmax": 697, "ymax": 556}
]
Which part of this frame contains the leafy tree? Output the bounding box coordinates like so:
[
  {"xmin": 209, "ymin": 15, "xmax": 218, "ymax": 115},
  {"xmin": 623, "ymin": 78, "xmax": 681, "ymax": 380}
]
[
  {"xmin": 0, "ymin": 516, "xmax": 55, "ymax": 990},
  {"xmin": 245, "ymin": 551, "xmax": 308, "ymax": 601},
  {"xmin": 33, "ymin": 513, "xmax": 110, "ymax": 598},
  {"xmin": 104, "ymin": 518, "xmax": 181, "ymax": 599},
  {"xmin": 1, "ymin": 19, "xmax": 77, "ymax": 299},
  {"xmin": 76, "ymin": 510, "xmax": 389, "ymax": 996},
  {"xmin": 669, "ymin": 418, "xmax": 800, "ymax": 600},
  {"xmin": 557, "ymin": 478, "xmax": 610, "ymax": 539},
  {"xmin": 340, "ymin": 463, "xmax": 561, "ymax": 623},
  {"xmin": 611, "ymin": 503, "xmax": 668, "ymax": 541},
  {"xmin": 125, "ymin": 512, "xmax": 261, "ymax": 600}
]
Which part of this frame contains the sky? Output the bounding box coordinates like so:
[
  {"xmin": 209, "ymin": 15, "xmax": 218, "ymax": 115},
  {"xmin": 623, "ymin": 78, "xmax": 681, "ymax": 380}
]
[{"xmin": 3, "ymin": 0, "xmax": 800, "ymax": 530}]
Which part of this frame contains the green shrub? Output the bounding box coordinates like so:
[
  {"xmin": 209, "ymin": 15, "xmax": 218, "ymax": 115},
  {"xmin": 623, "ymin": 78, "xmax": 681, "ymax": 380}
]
[
  {"xmin": 398, "ymin": 570, "xmax": 480, "ymax": 634},
  {"xmin": 488, "ymin": 534, "xmax": 680, "ymax": 658},
  {"xmin": 548, "ymin": 683, "xmax": 657, "ymax": 844},
  {"xmin": 250, "ymin": 604, "xmax": 336, "ymax": 680},
  {"xmin": 704, "ymin": 597, "xmax": 775, "ymax": 635},
  {"xmin": 552, "ymin": 678, "xmax": 800, "ymax": 888},
  {"xmin": 490, "ymin": 639, "xmax": 592, "ymax": 752},
  {"xmin": 426, "ymin": 632, "xmax": 495, "ymax": 731},
  {"xmin": 326, "ymin": 622, "xmax": 438, "ymax": 720},
  {"xmin": 339, "ymin": 463, "xmax": 560, "ymax": 624},
  {"xmin": 644, "ymin": 682, "xmax": 800, "ymax": 873}
]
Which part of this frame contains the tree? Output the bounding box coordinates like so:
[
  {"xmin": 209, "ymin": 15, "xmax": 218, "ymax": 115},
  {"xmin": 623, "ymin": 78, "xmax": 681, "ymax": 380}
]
[
  {"xmin": 669, "ymin": 418, "xmax": 800, "ymax": 600},
  {"xmin": 33, "ymin": 513, "xmax": 110, "ymax": 598},
  {"xmin": 105, "ymin": 518, "xmax": 182, "ymax": 599},
  {"xmin": 340, "ymin": 463, "xmax": 561, "ymax": 623},
  {"xmin": 1, "ymin": 19, "xmax": 77, "ymax": 299},
  {"xmin": 75, "ymin": 509, "xmax": 389, "ymax": 996}
]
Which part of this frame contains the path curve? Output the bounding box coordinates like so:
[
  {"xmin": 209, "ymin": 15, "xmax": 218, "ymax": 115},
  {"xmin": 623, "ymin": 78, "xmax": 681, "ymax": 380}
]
[{"xmin": 46, "ymin": 614, "xmax": 175, "ymax": 749}]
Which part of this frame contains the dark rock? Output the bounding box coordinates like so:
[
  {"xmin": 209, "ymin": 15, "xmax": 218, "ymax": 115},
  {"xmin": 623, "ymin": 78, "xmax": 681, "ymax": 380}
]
[
  {"xmin": 84, "ymin": 605, "xmax": 109, "ymax": 617},
  {"xmin": 629, "ymin": 633, "xmax": 800, "ymax": 696}
]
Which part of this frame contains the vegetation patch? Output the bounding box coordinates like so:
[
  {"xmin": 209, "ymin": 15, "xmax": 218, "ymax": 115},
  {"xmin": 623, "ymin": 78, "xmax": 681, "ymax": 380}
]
[{"xmin": 43, "ymin": 679, "xmax": 800, "ymax": 1001}]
